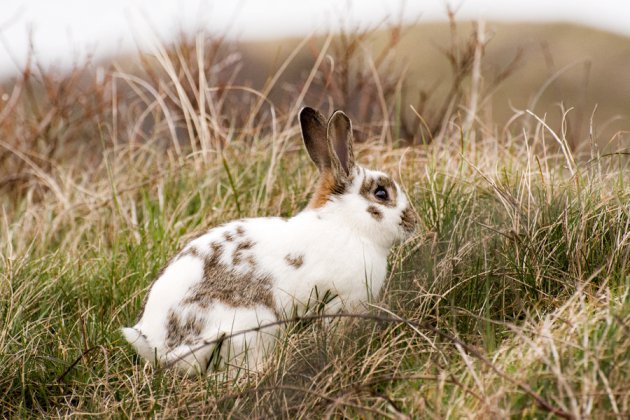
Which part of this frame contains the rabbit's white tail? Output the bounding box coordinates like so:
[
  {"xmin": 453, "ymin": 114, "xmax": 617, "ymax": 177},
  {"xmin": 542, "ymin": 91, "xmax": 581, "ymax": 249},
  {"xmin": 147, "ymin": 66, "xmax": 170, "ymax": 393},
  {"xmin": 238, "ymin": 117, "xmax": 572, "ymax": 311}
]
[{"xmin": 122, "ymin": 327, "xmax": 156, "ymax": 363}]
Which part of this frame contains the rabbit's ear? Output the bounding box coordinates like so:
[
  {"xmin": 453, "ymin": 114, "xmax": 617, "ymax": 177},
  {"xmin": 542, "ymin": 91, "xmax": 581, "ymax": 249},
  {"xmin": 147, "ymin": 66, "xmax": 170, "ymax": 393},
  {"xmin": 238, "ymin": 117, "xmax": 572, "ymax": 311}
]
[
  {"xmin": 300, "ymin": 107, "xmax": 330, "ymax": 173},
  {"xmin": 327, "ymin": 110, "xmax": 355, "ymax": 177}
]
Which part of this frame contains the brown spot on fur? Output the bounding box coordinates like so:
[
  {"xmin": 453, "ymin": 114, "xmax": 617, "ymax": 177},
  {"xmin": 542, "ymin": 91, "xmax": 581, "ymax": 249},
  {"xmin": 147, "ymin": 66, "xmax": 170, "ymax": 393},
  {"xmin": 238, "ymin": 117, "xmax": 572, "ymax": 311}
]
[
  {"xmin": 366, "ymin": 205, "xmax": 383, "ymax": 221},
  {"xmin": 359, "ymin": 176, "xmax": 374, "ymax": 198},
  {"xmin": 178, "ymin": 247, "xmax": 200, "ymax": 259},
  {"xmin": 400, "ymin": 207, "xmax": 417, "ymax": 233},
  {"xmin": 235, "ymin": 225, "xmax": 245, "ymax": 236},
  {"xmin": 360, "ymin": 175, "xmax": 397, "ymax": 208},
  {"xmin": 210, "ymin": 241, "xmax": 223, "ymax": 259},
  {"xmin": 237, "ymin": 239, "xmax": 254, "ymax": 251},
  {"xmin": 182, "ymin": 241, "xmax": 277, "ymax": 316},
  {"xmin": 165, "ymin": 309, "xmax": 205, "ymax": 349},
  {"xmin": 308, "ymin": 171, "xmax": 347, "ymax": 209},
  {"xmin": 223, "ymin": 231, "xmax": 234, "ymax": 242},
  {"xmin": 284, "ymin": 254, "xmax": 304, "ymax": 269},
  {"xmin": 232, "ymin": 239, "xmax": 255, "ymax": 266},
  {"xmin": 245, "ymin": 255, "xmax": 257, "ymax": 268}
]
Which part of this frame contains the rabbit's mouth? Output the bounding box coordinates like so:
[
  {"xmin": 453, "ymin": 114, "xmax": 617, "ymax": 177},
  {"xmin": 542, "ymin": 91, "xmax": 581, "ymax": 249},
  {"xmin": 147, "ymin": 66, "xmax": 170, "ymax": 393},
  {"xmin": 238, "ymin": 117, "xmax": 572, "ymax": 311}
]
[{"xmin": 399, "ymin": 207, "xmax": 417, "ymax": 236}]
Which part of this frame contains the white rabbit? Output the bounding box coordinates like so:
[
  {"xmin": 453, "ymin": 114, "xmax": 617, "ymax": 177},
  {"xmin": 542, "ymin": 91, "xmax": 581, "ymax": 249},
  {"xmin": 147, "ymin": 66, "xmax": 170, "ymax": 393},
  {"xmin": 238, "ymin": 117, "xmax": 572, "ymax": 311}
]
[{"xmin": 122, "ymin": 107, "xmax": 417, "ymax": 375}]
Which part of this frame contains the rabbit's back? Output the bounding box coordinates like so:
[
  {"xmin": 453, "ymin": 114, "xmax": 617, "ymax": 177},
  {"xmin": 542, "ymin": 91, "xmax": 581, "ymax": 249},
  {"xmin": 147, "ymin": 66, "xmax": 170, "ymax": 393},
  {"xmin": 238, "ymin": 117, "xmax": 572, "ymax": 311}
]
[{"xmin": 135, "ymin": 213, "xmax": 385, "ymax": 350}]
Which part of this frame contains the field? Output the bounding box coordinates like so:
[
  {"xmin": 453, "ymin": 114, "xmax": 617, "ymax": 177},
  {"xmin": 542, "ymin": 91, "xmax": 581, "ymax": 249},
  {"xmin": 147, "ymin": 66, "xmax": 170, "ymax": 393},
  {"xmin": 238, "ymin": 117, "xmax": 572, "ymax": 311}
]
[{"xmin": 1, "ymin": 20, "xmax": 629, "ymax": 418}]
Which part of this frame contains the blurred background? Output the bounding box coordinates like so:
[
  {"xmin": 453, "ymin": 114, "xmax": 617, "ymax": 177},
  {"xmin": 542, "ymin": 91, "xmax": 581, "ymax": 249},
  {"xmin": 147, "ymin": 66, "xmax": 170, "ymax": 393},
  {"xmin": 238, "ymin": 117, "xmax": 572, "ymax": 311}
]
[
  {"xmin": 0, "ymin": 0, "xmax": 628, "ymax": 173},
  {"xmin": 2, "ymin": 0, "xmax": 630, "ymax": 75}
]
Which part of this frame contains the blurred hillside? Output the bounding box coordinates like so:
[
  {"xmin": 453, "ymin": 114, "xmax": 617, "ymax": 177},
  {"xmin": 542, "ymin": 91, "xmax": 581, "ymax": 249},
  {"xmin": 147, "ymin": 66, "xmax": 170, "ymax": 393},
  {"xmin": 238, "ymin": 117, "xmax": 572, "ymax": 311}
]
[
  {"xmin": 239, "ymin": 22, "xmax": 630, "ymax": 146},
  {"xmin": 0, "ymin": 20, "xmax": 628, "ymax": 182}
]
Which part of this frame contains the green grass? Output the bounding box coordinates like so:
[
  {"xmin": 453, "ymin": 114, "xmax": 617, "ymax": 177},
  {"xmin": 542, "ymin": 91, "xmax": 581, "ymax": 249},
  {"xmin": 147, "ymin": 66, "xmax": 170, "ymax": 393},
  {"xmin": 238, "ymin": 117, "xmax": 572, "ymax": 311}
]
[
  {"xmin": 1, "ymin": 24, "xmax": 629, "ymax": 418},
  {"xmin": 2, "ymin": 134, "xmax": 628, "ymax": 417}
]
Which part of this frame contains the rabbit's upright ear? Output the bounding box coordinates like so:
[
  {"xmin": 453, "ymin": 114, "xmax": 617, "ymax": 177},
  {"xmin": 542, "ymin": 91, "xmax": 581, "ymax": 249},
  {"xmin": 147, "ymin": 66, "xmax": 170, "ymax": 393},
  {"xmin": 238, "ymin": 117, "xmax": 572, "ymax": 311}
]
[
  {"xmin": 327, "ymin": 110, "xmax": 354, "ymax": 177},
  {"xmin": 300, "ymin": 107, "xmax": 330, "ymax": 173}
]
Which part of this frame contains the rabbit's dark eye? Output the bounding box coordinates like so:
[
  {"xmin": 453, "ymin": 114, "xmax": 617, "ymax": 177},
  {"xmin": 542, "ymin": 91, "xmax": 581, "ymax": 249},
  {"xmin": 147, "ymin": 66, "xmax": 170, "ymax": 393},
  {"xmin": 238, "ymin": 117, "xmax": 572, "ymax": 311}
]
[{"xmin": 374, "ymin": 186, "xmax": 388, "ymax": 200}]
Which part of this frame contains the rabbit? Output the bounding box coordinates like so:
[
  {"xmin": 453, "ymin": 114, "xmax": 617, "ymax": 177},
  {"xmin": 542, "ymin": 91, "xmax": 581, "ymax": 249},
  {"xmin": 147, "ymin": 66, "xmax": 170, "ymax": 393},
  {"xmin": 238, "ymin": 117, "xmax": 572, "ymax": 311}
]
[{"xmin": 122, "ymin": 107, "xmax": 417, "ymax": 375}]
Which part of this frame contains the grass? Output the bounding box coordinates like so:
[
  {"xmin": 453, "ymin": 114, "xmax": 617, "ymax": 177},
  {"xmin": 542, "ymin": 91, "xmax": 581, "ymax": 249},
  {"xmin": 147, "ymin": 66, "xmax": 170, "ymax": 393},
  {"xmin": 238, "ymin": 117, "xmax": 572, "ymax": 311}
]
[{"xmin": 1, "ymin": 19, "xmax": 629, "ymax": 418}]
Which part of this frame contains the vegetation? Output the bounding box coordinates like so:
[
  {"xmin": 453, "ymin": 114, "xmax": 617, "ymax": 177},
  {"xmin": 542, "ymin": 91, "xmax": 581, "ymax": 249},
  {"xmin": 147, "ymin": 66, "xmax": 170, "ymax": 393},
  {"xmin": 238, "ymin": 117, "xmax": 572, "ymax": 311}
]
[{"xmin": 1, "ymin": 18, "xmax": 628, "ymax": 418}]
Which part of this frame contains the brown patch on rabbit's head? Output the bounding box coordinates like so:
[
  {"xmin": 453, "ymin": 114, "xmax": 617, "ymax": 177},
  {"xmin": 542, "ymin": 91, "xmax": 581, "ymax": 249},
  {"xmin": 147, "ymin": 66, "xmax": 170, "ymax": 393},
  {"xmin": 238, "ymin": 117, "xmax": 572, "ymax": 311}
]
[
  {"xmin": 359, "ymin": 174, "xmax": 398, "ymax": 208},
  {"xmin": 308, "ymin": 171, "xmax": 347, "ymax": 208},
  {"xmin": 366, "ymin": 205, "xmax": 383, "ymax": 221}
]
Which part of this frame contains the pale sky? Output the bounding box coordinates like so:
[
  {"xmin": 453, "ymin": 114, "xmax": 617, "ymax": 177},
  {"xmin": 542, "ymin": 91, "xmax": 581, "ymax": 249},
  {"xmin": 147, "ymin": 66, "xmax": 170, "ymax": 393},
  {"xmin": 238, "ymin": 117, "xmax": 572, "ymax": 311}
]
[{"xmin": 1, "ymin": 0, "xmax": 629, "ymax": 78}]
